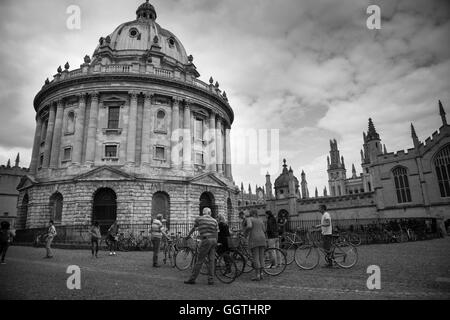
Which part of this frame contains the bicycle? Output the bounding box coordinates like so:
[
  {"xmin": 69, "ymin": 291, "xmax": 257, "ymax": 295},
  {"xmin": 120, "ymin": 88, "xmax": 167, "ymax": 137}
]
[
  {"xmin": 162, "ymin": 232, "xmax": 180, "ymax": 267},
  {"xmin": 136, "ymin": 231, "xmax": 152, "ymax": 251},
  {"xmin": 294, "ymin": 230, "xmax": 358, "ymax": 270},
  {"xmin": 279, "ymin": 230, "xmax": 304, "ymax": 264},
  {"xmin": 175, "ymin": 236, "xmax": 239, "ymax": 284},
  {"xmin": 230, "ymin": 231, "xmax": 287, "ymax": 277}
]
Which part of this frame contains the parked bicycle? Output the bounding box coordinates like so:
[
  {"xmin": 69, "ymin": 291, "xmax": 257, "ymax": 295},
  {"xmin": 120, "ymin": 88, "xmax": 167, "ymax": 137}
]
[
  {"xmin": 174, "ymin": 236, "xmax": 239, "ymax": 284},
  {"xmin": 294, "ymin": 230, "xmax": 358, "ymax": 270}
]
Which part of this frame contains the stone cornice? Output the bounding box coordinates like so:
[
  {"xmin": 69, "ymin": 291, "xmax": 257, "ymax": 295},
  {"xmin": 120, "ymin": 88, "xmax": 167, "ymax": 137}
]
[{"xmin": 34, "ymin": 73, "xmax": 234, "ymax": 124}]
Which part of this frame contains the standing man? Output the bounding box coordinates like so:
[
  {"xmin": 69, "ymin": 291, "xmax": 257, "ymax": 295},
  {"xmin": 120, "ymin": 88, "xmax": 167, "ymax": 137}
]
[
  {"xmin": 315, "ymin": 204, "xmax": 333, "ymax": 267},
  {"xmin": 266, "ymin": 211, "xmax": 280, "ymax": 267},
  {"xmin": 44, "ymin": 220, "xmax": 57, "ymax": 259},
  {"xmin": 89, "ymin": 221, "xmax": 101, "ymax": 258},
  {"xmin": 184, "ymin": 207, "xmax": 219, "ymax": 285},
  {"xmin": 150, "ymin": 214, "xmax": 167, "ymax": 268}
]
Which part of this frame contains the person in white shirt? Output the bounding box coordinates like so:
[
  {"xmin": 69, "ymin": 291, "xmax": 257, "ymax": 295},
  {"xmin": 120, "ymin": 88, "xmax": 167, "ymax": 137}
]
[
  {"xmin": 45, "ymin": 220, "xmax": 57, "ymax": 259},
  {"xmin": 151, "ymin": 214, "xmax": 167, "ymax": 268},
  {"xmin": 315, "ymin": 205, "xmax": 333, "ymax": 267}
]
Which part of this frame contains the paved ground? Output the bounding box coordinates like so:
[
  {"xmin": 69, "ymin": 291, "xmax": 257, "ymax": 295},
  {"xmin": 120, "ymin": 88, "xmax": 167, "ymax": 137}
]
[{"xmin": 1, "ymin": 238, "xmax": 450, "ymax": 300}]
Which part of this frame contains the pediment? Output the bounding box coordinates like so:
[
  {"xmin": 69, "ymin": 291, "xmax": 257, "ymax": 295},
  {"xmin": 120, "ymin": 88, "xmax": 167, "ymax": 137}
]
[
  {"xmin": 16, "ymin": 175, "xmax": 37, "ymax": 191},
  {"xmin": 74, "ymin": 166, "xmax": 134, "ymax": 181},
  {"xmin": 190, "ymin": 173, "xmax": 229, "ymax": 188}
]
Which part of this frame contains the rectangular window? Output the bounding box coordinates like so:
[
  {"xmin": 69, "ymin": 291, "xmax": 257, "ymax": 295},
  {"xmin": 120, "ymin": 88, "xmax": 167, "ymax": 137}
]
[
  {"xmin": 108, "ymin": 107, "xmax": 120, "ymax": 129},
  {"xmin": 155, "ymin": 146, "xmax": 165, "ymax": 160},
  {"xmin": 105, "ymin": 145, "xmax": 118, "ymax": 158},
  {"xmin": 39, "ymin": 154, "xmax": 44, "ymax": 168},
  {"xmin": 62, "ymin": 147, "xmax": 72, "ymax": 161},
  {"xmin": 194, "ymin": 118, "xmax": 203, "ymax": 141},
  {"xmin": 195, "ymin": 152, "xmax": 204, "ymax": 165}
]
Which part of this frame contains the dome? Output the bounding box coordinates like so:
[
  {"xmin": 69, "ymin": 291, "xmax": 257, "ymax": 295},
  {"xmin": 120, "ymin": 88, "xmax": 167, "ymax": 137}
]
[
  {"xmin": 93, "ymin": 1, "xmax": 189, "ymax": 65},
  {"xmin": 274, "ymin": 159, "xmax": 299, "ymax": 189}
]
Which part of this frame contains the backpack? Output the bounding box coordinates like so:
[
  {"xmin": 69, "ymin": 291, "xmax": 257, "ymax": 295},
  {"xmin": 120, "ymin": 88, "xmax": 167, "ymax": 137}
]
[{"xmin": 0, "ymin": 230, "xmax": 9, "ymax": 243}]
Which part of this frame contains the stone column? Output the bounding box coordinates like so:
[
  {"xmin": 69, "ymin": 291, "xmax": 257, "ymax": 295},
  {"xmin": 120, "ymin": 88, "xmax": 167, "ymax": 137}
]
[
  {"xmin": 29, "ymin": 115, "xmax": 43, "ymax": 174},
  {"xmin": 209, "ymin": 111, "xmax": 217, "ymax": 172},
  {"xmin": 49, "ymin": 99, "xmax": 65, "ymax": 168},
  {"xmin": 126, "ymin": 91, "xmax": 138, "ymax": 164},
  {"xmin": 216, "ymin": 117, "xmax": 224, "ymax": 174},
  {"xmin": 140, "ymin": 92, "xmax": 152, "ymax": 165},
  {"xmin": 171, "ymin": 97, "xmax": 181, "ymax": 168},
  {"xmin": 73, "ymin": 93, "xmax": 86, "ymax": 165},
  {"xmin": 183, "ymin": 102, "xmax": 192, "ymax": 168},
  {"xmin": 85, "ymin": 92, "xmax": 99, "ymax": 164},
  {"xmin": 43, "ymin": 103, "xmax": 56, "ymax": 168},
  {"xmin": 225, "ymin": 124, "xmax": 232, "ymax": 178}
]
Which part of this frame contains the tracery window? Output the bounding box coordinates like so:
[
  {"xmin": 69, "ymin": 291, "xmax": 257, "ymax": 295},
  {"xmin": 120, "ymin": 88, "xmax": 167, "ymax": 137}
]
[
  {"xmin": 434, "ymin": 145, "xmax": 450, "ymax": 197},
  {"xmin": 392, "ymin": 167, "xmax": 412, "ymax": 203}
]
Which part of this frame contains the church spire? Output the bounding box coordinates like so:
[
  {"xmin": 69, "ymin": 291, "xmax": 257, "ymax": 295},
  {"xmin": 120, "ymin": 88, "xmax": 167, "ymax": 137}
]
[
  {"xmin": 352, "ymin": 164, "xmax": 357, "ymax": 178},
  {"xmin": 366, "ymin": 118, "xmax": 380, "ymax": 141},
  {"xmin": 439, "ymin": 100, "xmax": 447, "ymax": 126},
  {"xmin": 15, "ymin": 153, "xmax": 20, "ymax": 167},
  {"xmin": 411, "ymin": 123, "xmax": 420, "ymax": 148}
]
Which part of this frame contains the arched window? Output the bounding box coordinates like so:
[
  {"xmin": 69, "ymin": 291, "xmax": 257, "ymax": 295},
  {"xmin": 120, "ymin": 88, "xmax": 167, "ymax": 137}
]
[
  {"xmin": 152, "ymin": 192, "xmax": 170, "ymax": 228},
  {"xmin": 49, "ymin": 192, "xmax": 63, "ymax": 222},
  {"xmin": 434, "ymin": 145, "xmax": 450, "ymax": 197},
  {"xmin": 155, "ymin": 110, "xmax": 166, "ymax": 133},
  {"xmin": 66, "ymin": 111, "xmax": 75, "ymax": 134},
  {"xmin": 392, "ymin": 167, "xmax": 412, "ymax": 203}
]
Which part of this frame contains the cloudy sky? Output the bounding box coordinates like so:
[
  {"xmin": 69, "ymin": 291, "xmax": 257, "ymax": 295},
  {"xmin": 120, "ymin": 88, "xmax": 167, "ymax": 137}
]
[{"xmin": 0, "ymin": 0, "xmax": 449, "ymax": 194}]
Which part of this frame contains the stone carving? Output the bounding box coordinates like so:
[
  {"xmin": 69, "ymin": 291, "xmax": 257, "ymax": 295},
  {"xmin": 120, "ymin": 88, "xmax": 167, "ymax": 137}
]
[
  {"xmin": 84, "ymin": 55, "xmax": 91, "ymax": 64},
  {"xmin": 209, "ymin": 77, "xmax": 214, "ymax": 85},
  {"xmin": 153, "ymin": 35, "xmax": 159, "ymax": 44},
  {"xmin": 64, "ymin": 62, "xmax": 70, "ymax": 70},
  {"xmin": 57, "ymin": 66, "xmax": 62, "ymax": 73},
  {"xmin": 45, "ymin": 78, "xmax": 50, "ymax": 85},
  {"xmin": 188, "ymin": 55, "xmax": 194, "ymax": 63}
]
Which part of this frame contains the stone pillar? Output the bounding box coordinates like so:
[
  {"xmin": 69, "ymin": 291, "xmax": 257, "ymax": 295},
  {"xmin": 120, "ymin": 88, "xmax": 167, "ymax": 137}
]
[
  {"xmin": 209, "ymin": 111, "xmax": 217, "ymax": 172},
  {"xmin": 29, "ymin": 115, "xmax": 43, "ymax": 174},
  {"xmin": 43, "ymin": 103, "xmax": 56, "ymax": 168},
  {"xmin": 171, "ymin": 97, "xmax": 181, "ymax": 168},
  {"xmin": 126, "ymin": 91, "xmax": 138, "ymax": 164},
  {"xmin": 49, "ymin": 99, "xmax": 65, "ymax": 168},
  {"xmin": 73, "ymin": 93, "xmax": 86, "ymax": 165},
  {"xmin": 216, "ymin": 117, "xmax": 224, "ymax": 174},
  {"xmin": 225, "ymin": 124, "xmax": 232, "ymax": 178},
  {"xmin": 183, "ymin": 102, "xmax": 192, "ymax": 168},
  {"xmin": 85, "ymin": 92, "xmax": 99, "ymax": 164},
  {"xmin": 140, "ymin": 92, "xmax": 152, "ymax": 165}
]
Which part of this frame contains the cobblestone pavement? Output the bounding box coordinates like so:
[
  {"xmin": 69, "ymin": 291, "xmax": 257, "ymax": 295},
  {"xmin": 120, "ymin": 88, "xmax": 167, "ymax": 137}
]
[{"xmin": 1, "ymin": 238, "xmax": 449, "ymax": 300}]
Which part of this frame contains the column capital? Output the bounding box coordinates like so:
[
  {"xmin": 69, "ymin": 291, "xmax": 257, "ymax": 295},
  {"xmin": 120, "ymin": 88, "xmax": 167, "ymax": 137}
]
[
  {"xmin": 89, "ymin": 91, "xmax": 99, "ymax": 101},
  {"xmin": 143, "ymin": 91, "xmax": 153, "ymax": 101},
  {"xmin": 172, "ymin": 96, "xmax": 182, "ymax": 105},
  {"xmin": 129, "ymin": 91, "xmax": 139, "ymax": 100},
  {"xmin": 77, "ymin": 92, "xmax": 87, "ymax": 101}
]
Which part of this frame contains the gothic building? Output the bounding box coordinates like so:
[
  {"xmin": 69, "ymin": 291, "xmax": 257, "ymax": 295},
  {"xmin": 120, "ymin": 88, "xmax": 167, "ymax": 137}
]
[
  {"xmin": 16, "ymin": 1, "xmax": 238, "ymax": 231},
  {"xmin": 0, "ymin": 154, "xmax": 28, "ymax": 228},
  {"xmin": 239, "ymin": 102, "xmax": 450, "ymax": 226}
]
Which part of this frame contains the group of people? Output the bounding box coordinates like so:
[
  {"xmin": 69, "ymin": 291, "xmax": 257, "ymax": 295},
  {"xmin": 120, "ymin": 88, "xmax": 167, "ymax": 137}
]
[{"xmin": 1, "ymin": 204, "xmax": 335, "ymax": 279}]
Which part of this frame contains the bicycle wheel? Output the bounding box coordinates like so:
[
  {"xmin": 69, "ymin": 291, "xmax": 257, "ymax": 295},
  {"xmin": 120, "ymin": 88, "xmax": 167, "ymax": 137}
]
[
  {"xmin": 333, "ymin": 243, "xmax": 358, "ymax": 268},
  {"xmin": 229, "ymin": 250, "xmax": 247, "ymax": 276},
  {"xmin": 175, "ymin": 248, "xmax": 194, "ymax": 271},
  {"xmin": 263, "ymin": 248, "xmax": 287, "ymax": 276},
  {"xmin": 215, "ymin": 253, "xmax": 238, "ymax": 284},
  {"xmin": 280, "ymin": 242, "xmax": 296, "ymax": 265},
  {"xmin": 294, "ymin": 245, "xmax": 319, "ymax": 270}
]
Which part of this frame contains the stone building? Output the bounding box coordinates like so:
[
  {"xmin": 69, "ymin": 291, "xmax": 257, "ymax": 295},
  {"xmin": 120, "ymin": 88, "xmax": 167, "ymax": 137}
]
[
  {"xmin": 16, "ymin": 1, "xmax": 238, "ymax": 231},
  {"xmin": 0, "ymin": 154, "xmax": 28, "ymax": 227},
  {"xmin": 238, "ymin": 102, "xmax": 450, "ymax": 226}
]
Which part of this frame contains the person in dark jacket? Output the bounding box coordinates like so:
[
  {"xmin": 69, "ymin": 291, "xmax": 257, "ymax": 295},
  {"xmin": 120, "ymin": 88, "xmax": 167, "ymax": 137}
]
[
  {"xmin": 0, "ymin": 221, "xmax": 15, "ymax": 265},
  {"xmin": 266, "ymin": 211, "xmax": 281, "ymax": 267},
  {"xmin": 216, "ymin": 214, "xmax": 233, "ymax": 273}
]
